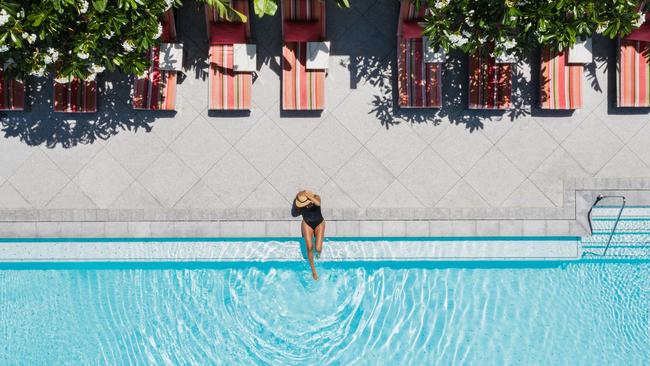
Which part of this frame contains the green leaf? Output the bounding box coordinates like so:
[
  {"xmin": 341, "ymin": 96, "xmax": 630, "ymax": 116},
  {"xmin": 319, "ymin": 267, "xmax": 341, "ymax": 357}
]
[
  {"xmin": 9, "ymin": 31, "xmax": 21, "ymax": 47},
  {"xmin": 92, "ymin": 0, "xmax": 108, "ymax": 12},
  {"xmin": 337, "ymin": 0, "xmax": 350, "ymax": 8},
  {"xmin": 254, "ymin": 0, "xmax": 277, "ymax": 17},
  {"xmin": 32, "ymin": 14, "xmax": 45, "ymax": 27}
]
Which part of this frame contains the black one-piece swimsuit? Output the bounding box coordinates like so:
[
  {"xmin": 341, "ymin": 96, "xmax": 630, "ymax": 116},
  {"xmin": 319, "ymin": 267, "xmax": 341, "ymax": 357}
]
[{"xmin": 301, "ymin": 204, "xmax": 324, "ymax": 230}]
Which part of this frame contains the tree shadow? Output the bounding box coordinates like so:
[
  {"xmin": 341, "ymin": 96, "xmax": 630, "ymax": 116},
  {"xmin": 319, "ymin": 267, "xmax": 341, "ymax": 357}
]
[
  {"xmin": 585, "ymin": 34, "xmax": 610, "ymax": 93},
  {"xmin": 606, "ymin": 35, "xmax": 650, "ymax": 114},
  {"xmin": 0, "ymin": 74, "xmax": 158, "ymax": 148},
  {"xmin": 178, "ymin": 0, "xmax": 209, "ymax": 82},
  {"xmin": 351, "ymin": 48, "xmax": 532, "ymax": 133}
]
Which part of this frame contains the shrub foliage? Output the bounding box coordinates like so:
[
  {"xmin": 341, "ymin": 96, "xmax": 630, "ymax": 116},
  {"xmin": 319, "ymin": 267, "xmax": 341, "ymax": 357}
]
[{"xmin": 420, "ymin": 0, "xmax": 649, "ymax": 57}]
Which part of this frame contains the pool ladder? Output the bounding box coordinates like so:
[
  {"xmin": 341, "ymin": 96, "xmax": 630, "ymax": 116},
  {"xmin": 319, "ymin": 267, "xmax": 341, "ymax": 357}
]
[{"xmin": 585, "ymin": 195, "xmax": 626, "ymax": 257}]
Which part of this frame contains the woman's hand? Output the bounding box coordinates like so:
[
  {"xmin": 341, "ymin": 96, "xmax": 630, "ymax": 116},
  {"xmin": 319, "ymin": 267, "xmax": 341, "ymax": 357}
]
[{"xmin": 302, "ymin": 190, "xmax": 321, "ymax": 206}]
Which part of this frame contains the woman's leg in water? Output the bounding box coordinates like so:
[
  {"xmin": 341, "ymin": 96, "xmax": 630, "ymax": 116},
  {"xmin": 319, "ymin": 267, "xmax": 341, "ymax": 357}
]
[{"xmin": 302, "ymin": 220, "xmax": 318, "ymax": 280}]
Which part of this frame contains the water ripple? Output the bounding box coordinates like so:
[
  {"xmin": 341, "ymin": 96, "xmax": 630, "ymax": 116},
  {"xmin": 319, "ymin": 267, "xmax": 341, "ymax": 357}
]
[{"xmin": 0, "ymin": 263, "xmax": 647, "ymax": 365}]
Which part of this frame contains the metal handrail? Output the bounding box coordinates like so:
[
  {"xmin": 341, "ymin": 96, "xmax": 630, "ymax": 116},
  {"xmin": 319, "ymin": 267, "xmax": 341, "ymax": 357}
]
[{"xmin": 586, "ymin": 195, "xmax": 626, "ymax": 256}]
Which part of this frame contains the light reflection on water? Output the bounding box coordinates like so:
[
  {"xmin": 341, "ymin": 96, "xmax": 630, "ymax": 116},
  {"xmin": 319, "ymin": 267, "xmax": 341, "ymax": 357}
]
[{"xmin": 0, "ymin": 262, "xmax": 648, "ymax": 365}]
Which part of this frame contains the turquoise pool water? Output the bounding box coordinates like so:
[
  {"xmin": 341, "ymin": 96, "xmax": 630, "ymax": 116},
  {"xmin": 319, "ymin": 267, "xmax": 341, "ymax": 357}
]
[{"xmin": 0, "ymin": 261, "xmax": 648, "ymax": 365}]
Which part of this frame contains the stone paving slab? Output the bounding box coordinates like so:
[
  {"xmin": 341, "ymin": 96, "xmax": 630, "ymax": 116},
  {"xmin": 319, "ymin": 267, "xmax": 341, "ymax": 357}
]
[{"xmin": 0, "ymin": 0, "xmax": 649, "ymax": 238}]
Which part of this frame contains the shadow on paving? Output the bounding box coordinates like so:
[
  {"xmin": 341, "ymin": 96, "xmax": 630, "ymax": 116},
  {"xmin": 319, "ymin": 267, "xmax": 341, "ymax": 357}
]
[
  {"xmin": 329, "ymin": 0, "xmax": 535, "ymax": 133},
  {"xmin": 350, "ymin": 49, "xmax": 533, "ymax": 132},
  {"xmin": 0, "ymin": 75, "xmax": 161, "ymax": 148},
  {"xmin": 1, "ymin": 0, "xmax": 645, "ymax": 148}
]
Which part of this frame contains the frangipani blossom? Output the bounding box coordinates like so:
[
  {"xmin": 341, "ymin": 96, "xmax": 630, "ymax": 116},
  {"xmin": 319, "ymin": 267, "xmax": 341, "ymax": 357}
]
[
  {"xmin": 448, "ymin": 33, "xmax": 468, "ymax": 47},
  {"xmin": 0, "ymin": 9, "xmax": 10, "ymax": 27},
  {"xmin": 435, "ymin": 0, "xmax": 449, "ymax": 10},
  {"xmin": 80, "ymin": 0, "xmax": 89, "ymax": 14},
  {"xmin": 47, "ymin": 48, "xmax": 60, "ymax": 62},
  {"xmin": 122, "ymin": 40, "xmax": 135, "ymax": 52},
  {"xmin": 91, "ymin": 64, "xmax": 105, "ymax": 73},
  {"xmin": 32, "ymin": 66, "xmax": 46, "ymax": 77},
  {"xmin": 633, "ymin": 12, "xmax": 645, "ymax": 28},
  {"xmin": 154, "ymin": 24, "xmax": 163, "ymax": 39},
  {"xmin": 54, "ymin": 75, "xmax": 71, "ymax": 83}
]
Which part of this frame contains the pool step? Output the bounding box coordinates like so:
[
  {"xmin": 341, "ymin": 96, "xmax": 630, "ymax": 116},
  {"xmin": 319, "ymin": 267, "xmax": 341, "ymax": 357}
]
[
  {"xmin": 0, "ymin": 238, "xmax": 581, "ymax": 262},
  {"xmin": 584, "ymin": 205, "xmax": 650, "ymax": 258},
  {"xmin": 590, "ymin": 206, "xmax": 650, "ymax": 219}
]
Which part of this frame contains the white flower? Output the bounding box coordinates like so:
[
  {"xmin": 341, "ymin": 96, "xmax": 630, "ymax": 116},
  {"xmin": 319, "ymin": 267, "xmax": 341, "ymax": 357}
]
[
  {"xmin": 44, "ymin": 55, "xmax": 53, "ymax": 64},
  {"xmin": 91, "ymin": 64, "xmax": 105, "ymax": 73},
  {"xmin": 79, "ymin": 0, "xmax": 89, "ymax": 14},
  {"xmin": 448, "ymin": 33, "xmax": 468, "ymax": 47},
  {"xmin": 633, "ymin": 12, "xmax": 645, "ymax": 28},
  {"xmin": 465, "ymin": 18, "xmax": 474, "ymax": 27},
  {"xmin": 154, "ymin": 24, "xmax": 163, "ymax": 39},
  {"xmin": 17, "ymin": 10, "xmax": 24, "ymax": 19},
  {"xmin": 77, "ymin": 51, "xmax": 90, "ymax": 60},
  {"xmin": 122, "ymin": 40, "xmax": 135, "ymax": 52},
  {"xmin": 165, "ymin": 0, "xmax": 175, "ymax": 10},
  {"xmin": 103, "ymin": 31, "xmax": 114, "ymax": 39},
  {"xmin": 32, "ymin": 66, "xmax": 46, "ymax": 77},
  {"xmin": 47, "ymin": 48, "xmax": 60, "ymax": 62},
  {"xmin": 0, "ymin": 9, "xmax": 10, "ymax": 27},
  {"xmin": 0, "ymin": 45, "xmax": 8, "ymax": 52},
  {"xmin": 501, "ymin": 38, "xmax": 517, "ymax": 50},
  {"xmin": 434, "ymin": 0, "xmax": 449, "ymax": 10},
  {"xmin": 54, "ymin": 75, "xmax": 71, "ymax": 83},
  {"xmin": 26, "ymin": 33, "xmax": 37, "ymax": 44}
]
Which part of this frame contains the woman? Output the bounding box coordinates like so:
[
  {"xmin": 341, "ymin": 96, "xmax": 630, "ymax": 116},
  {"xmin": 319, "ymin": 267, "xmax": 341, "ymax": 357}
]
[{"xmin": 294, "ymin": 190, "xmax": 325, "ymax": 280}]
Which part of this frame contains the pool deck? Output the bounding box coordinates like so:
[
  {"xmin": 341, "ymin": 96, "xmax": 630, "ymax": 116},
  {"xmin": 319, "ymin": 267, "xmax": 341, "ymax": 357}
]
[
  {"xmin": 0, "ymin": 238, "xmax": 581, "ymax": 262},
  {"xmin": 1, "ymin": 0, "xmax": 649, "ymax": 239}
]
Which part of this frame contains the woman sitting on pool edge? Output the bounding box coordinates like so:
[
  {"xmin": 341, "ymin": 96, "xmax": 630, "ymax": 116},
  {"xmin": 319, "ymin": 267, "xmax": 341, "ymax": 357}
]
[{"xmin": 294, "ymin": 190, "xmax": 325, "ymax": 280}]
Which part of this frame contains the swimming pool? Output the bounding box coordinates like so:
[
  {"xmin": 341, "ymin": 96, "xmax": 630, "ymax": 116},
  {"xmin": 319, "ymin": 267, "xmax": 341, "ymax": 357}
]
[{"xmin": 1, "ymin": 260, "xmax": 647, "ymax": 365}]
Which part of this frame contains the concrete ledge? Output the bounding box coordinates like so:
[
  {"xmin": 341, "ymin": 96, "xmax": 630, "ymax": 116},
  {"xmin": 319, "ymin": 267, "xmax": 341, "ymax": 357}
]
[
  {"xmin": 0, "ymin": 219, "xmax": 586, "ymax": 238},
  {"xmin": 0, "ymin": 239, "xmax": 581, "ymax": 262}
]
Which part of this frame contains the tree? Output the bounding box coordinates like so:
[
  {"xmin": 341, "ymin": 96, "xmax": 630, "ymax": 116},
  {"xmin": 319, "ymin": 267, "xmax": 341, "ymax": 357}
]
[
  {"xmin": 0, "ymin": 0, "xmax": 351, "ymax": 81},
  {"xmin": 1, "ymin": 0, "xmax": 178, "ymax": 80},
  {"xmin": 419, "ymin": 0, "xmax": 649, "ymax": 57}
]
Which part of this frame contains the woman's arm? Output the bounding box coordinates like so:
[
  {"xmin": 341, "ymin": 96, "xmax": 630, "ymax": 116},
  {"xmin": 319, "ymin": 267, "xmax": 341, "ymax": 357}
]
[{"xmin": 304, "ymin": 191, "xmax": 321, "ymax": 206}]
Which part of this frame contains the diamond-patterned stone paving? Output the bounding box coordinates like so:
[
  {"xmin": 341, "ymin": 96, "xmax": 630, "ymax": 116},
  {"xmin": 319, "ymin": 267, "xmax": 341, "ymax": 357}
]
[{"xmin": 0, "ymin": 0, "xmax": 648, "ymax": 212}]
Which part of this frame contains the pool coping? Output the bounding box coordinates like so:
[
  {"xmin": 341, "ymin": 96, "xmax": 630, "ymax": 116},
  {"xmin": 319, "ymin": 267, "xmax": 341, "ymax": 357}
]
[{"xmin": 0, "ymin": 177, "xmax": 648, "ymax": 238}]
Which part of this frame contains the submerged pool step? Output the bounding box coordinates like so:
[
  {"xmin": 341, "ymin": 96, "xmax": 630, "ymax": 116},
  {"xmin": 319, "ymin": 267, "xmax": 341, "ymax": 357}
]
[
  {"xmin": 582, "ymin": 246, "xmax": 650, "ymax": 258},
  {"xmin": 0, "ymin": 238, "xmax": 581, "ymax": 262},
  {"xmin": 590, "ymin": 206, "xmax": 650, "ymax": 219},
  {"xmin": 590, "ymin": 219, "xmax": 650, "ymax": 233},
  {"xmin": 583, "ymin": 205, "xmax": 650, "ymax": 257}
]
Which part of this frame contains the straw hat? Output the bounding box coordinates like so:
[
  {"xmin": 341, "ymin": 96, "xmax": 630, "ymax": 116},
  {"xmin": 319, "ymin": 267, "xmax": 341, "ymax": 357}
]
[{"xmin": 295, "ymin": 192, "xmax": 311, "ymax": 208}]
